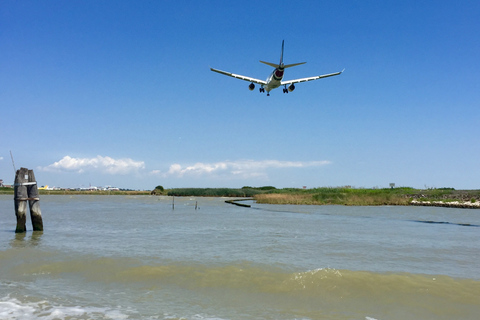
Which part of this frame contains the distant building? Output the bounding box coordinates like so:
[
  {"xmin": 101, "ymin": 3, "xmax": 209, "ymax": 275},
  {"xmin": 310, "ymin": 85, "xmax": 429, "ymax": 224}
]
[{"xmin": 0, "ymin": 179, "xmax": 11, "ymax": 188}]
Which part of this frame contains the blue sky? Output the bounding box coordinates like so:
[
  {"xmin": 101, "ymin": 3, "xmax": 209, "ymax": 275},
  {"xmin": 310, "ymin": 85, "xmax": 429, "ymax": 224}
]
[{"xmin": 1, "ymin": 0, "xmax": 479, "ymax": 190}]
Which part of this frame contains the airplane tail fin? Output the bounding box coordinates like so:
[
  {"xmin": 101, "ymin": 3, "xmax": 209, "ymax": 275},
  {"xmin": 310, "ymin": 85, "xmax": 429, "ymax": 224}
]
[
  {"xmin": 280, "ymin": 40, "xmax": 284, "ymax": 67},
  {"xmin": 259, "ymin": 40, "xmax": 306, "ymax": 69}
]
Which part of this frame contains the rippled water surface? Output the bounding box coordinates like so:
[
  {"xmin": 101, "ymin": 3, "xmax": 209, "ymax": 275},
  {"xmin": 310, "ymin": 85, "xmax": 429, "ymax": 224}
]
[{"xmin": 0, "ymin": 195, "xmax": 479, "ymax": 319}]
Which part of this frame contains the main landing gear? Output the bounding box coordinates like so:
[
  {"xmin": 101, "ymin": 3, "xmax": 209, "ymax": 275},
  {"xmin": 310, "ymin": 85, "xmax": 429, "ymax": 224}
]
[
  {"xmin": 283, "ymin": 85, "xmax": 289, "ymax": 93},
  {"xmin": 259, "ymin": 87, "xmax": 270, "ymax": 96}
]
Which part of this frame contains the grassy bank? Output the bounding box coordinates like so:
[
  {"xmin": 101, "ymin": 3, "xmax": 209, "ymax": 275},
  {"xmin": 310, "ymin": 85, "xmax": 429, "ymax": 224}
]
[
  {"xmin": 164, "ymin": 187, "xmax": 272, "ymax": 197},
  {"xmin": 254, "ymin": 187, "xmax": 411, "ymax": 205},
  {"xmin": 254, "ymin": 187, "xmax": 480, "ymax": 206},
  {"xmin": 156, "ymin": 186, "xmax": 480, "ymax": 207}
]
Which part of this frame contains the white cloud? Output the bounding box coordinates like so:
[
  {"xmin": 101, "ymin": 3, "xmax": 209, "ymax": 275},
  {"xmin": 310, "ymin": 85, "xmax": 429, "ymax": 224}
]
[
  {"xmin": 150, "ymin": 159, "xmax": 331, "ymax": 179},
  {"xmin": 167, "ymin": 162, "xmax": 228, "ymax": 176},
  {"xmin": 40, "ymin": 155, "xmax": 145, "ymax": 175},
  {"xmin": 0, "ymin": 157, "xmax": 3, "ymax": 160}
]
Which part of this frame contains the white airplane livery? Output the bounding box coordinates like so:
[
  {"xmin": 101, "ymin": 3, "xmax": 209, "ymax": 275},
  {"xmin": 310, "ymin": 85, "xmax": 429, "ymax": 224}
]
[{"xmin": 210, "ymin": 40, "xmax": 343, "ymax": 96}]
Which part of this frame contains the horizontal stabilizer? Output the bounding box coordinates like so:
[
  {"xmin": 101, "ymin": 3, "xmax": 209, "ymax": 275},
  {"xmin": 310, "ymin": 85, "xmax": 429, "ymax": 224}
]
[
  {"xmin": 259, "ymin": 60, "xmax": 279, "ymax": 68},
  {"xmin": 260, "ymin": 61, "xmax": 306, "ymax": 69},
  {"xmin": 283, "ymin": 62, "xmax": 306, "ymax": 68}
]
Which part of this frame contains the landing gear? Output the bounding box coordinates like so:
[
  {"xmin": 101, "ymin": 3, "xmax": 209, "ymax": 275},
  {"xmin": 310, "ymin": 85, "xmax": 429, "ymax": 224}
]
[
  {"xmin": 259, "ymin": 87, "xmax": 269, "ymax": 96},
  {"xmin": 283, "ymin": 85, "xmax": 288, "ymax": 93}
]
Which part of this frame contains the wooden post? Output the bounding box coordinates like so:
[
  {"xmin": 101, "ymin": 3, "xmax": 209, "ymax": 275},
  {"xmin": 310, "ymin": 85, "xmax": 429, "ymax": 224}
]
[
  {"xmin": 13, "ymin": 167, "xmax": 43, "ymax": 233},
  {"xmin": 14, "ymin": 167, "xmax": 28, "ymax": 233},
  {"xmin": 28, "ymin": 169, "xmax": 43, "ymax": 231}
]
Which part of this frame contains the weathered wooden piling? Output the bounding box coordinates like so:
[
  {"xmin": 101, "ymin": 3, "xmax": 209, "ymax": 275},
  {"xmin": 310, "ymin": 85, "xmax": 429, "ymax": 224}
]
[
  {"xmin": 14, "ymin": 168, "xmax": 28, "ymax": 233},
  {"xmin": 27, "ymin": 169, "xmax": 43, "ymax": 231},
  {"xmin": 14, "ymin": 167, "xmax": 43, "ymax": 233}
]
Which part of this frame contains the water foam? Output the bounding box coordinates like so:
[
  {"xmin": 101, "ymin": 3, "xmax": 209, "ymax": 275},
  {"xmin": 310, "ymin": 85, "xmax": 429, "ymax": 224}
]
[
  {"xmin": 0, "ymin": 296, "xmax": 234, "ymax": 320},
  {"xmin": 0, "ymin": 296, "xmax": 131, "ymax": 320},
  {"xmin": 0, "ymin": 298, "xmax": 36, "ymax": 319}
]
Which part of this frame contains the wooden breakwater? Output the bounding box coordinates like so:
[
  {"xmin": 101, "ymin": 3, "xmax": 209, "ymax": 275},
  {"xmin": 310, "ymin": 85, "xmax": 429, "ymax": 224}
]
[
  {"xmin": 14, "ymin": 167, "xmax": 44, "ymax": 233},
  {"xmin": 225, "ymin": 198, "xmax": 253, "ymax": 207}
]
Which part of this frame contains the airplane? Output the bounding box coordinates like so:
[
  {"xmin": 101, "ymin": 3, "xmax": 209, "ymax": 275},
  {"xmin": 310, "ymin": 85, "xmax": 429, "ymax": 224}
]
[
  {"xmin": 38, "ymin": 185, "xmax": 53, "ymax": 190},
  {"xmin": 210, "ymin": 40, "xmax": 343, "ymax": 96}
]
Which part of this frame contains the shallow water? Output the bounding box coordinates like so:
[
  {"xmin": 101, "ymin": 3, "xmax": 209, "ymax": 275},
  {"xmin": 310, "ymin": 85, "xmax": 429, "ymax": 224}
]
[{"xmin": 0, "ymin": 195, "xmax": 479, "ymax": 319}]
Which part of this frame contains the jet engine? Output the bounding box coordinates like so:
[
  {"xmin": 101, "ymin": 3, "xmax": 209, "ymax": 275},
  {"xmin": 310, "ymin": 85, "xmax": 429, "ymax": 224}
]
[
  {"xmin": 288, "ymin": 84, "xmax": 295, "ymax": 92},
  {"xmin": 248, "ymin": 83, "xmax": 255, "ymax": 91}
]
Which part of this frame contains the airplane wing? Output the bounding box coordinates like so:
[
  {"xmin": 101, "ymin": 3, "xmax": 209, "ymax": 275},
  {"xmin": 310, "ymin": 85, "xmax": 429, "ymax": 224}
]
[
  {"xmin": 210, "ymin": 67, "xmax": 267, "ymax": 85},
  {"xmin": 281, "ymin": 69, "xmax": 344, "ymax": 85}
]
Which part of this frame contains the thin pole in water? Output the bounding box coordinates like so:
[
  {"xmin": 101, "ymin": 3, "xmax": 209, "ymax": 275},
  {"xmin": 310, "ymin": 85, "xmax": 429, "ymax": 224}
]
[{"xmin": 10, "ymin": 150, "xmax": 16, "ymax": 173}]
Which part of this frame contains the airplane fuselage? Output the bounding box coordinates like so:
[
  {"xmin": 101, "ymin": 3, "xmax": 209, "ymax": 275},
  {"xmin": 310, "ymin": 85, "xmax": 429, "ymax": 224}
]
[{"xmin": 264, "ymin": 67, "xmax": 284, "ymax": 92}]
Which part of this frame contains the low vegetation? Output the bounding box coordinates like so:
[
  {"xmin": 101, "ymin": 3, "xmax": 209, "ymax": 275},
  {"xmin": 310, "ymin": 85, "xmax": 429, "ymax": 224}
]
[
  {"xmin": 254, "ymin": 187, "xmax": 480, "ymax": 206},
  {"xmin": 0, "ymin": 187, "xmax": 13, "ymax": 195},
  {"xmin": 153, "ymin": 186, "xmax": 480, "ymax": 206},
  {"xmin": 164, "ymin": 187, "xmax": 273, "ymax": 197},
  {"xmin": 254, "ymin": 187, "xmax": 412, "ymax": 205}
]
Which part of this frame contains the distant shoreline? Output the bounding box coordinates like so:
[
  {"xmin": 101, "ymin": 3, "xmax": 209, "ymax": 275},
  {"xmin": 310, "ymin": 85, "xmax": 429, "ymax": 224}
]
[
  {"xmin": 2, "ymin": 187, "xmax": 479, "ymax": 209},
  {"xmin": 0, "ymin": 188, "xmax": 150, "ymax": 196}
]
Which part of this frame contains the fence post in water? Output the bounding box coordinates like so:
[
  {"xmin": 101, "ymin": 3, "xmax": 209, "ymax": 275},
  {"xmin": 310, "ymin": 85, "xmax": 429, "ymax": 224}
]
[{"xmin": 13, "ymin": 167, "xmax": 43, "ymax": 233}]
